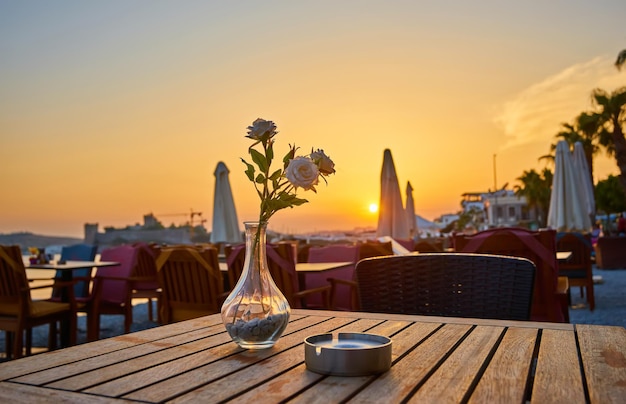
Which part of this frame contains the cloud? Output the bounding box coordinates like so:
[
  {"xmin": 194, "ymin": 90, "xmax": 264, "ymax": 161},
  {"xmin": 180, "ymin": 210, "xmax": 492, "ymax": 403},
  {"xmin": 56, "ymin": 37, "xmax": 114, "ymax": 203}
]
[{"xmin": 494, "ymin": 56, "xmax": 624, "ymax": 152}]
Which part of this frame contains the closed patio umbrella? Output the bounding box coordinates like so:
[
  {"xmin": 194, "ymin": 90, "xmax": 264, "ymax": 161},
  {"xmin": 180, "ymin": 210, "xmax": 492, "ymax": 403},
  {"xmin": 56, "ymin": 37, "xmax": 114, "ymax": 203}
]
[
  {"xmin": 572, "ymin": 142, "xmax": 595, "ymax": 222},
  {"xmin": 547, "ymin": 141, "xmax": 592, "ymax": 232},
  {"xmin": 405, "ymin": 181, "xmax": 418, "ymax": 240},
  {"xmin": 210, "ymin": 162, "xmax": 243, "ymax": 243},
  {"xmin": 377, "ymin": 149, "xmax": 409, "ymax": 239}
]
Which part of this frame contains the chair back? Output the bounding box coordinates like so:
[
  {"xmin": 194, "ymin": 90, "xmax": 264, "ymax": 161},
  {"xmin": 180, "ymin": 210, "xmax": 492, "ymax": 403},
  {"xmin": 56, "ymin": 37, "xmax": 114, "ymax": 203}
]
[
  {"xmin": 357, "ymin": 240, "xmax": 394, "ymax": 261},
  {"xmin": 156, "ymin": 246, "xmax": 223, "ymax": 323},
  {"xmin": 355, "ymin": 253, "xmax": 536, "ymax": 321},
  {"xmin": 413, "ymin": 240, "xmax": 444, "ymax": 253},
  {"xmin": 131, "ymin": 243, "xmax": 159, "ymax": 291},
  {"xmin": 307, "ymin": 244, "xmax": 359, "ymax": 263},
  {"xmin": 56, "ymin": 244, "xmax": 97, "ymax": 298},
  {"xmin": 0, "ymin": 245, "xmax": 31, "ymax": 315},
  {"xmin": 224, "ymin": 244, "xmax": 245, "ymax": 291},
  {"xmin": 556, "ymin": 233, "xmax": 592, "ymax": 278},
  {"xmin": 266, "ymin": 243, "xmax": 301, "ymax": 308},
  {"xmin": 453, "ymin": 228, "xmax": 564, "ymax": 322},
  {"xmin": 95, "ymin": 245, "xmax": 138, "ymax": 305}
]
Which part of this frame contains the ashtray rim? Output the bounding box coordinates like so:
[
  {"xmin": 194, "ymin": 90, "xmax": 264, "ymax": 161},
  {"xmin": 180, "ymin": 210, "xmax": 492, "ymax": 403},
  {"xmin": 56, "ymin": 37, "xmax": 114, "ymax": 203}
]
[{"xmin": 304, "ymin": 332, "xmax": 391, "ymax": 350}]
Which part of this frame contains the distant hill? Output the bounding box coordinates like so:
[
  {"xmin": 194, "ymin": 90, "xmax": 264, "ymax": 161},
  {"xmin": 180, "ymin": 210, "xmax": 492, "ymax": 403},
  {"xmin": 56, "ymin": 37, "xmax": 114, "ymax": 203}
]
[{"xmin": 0, "ymin": 232, "xmax": 83, "ymax": 253}]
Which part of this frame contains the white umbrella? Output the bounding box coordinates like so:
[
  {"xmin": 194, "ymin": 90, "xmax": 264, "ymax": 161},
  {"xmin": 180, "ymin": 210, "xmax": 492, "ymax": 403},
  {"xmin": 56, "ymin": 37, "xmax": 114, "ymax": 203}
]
[
  {"xmin": 547, "ymin": 141, "xmax": 592, "ymax": 232},
  {"xmin": 572, "ymin": 142, "xmax": 596, "ymax": 220},
  {"xmin": 405, "ymin": 181, "xmax": 418, "ymax": 240},
  {"xmin": 376, "ymin": 149, "xmax": 409, "ymax": 239},
  {"xmin": 210, "ymin": 162, "xmax": 243, "ymax": 243}
]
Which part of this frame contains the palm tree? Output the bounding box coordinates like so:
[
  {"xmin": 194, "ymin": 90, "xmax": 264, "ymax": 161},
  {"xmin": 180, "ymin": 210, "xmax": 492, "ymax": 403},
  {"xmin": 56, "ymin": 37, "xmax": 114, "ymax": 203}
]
[
  {"xmin": 591, "ymin": 87, "xmax": 626, "ymax": 195},
  {"xmin": 540, "ymin": 112, "xmax": 603, "ymax": 185},
  {"xmin": 514, "ymin": 168, "xmax": 553, "ymax": 227}
]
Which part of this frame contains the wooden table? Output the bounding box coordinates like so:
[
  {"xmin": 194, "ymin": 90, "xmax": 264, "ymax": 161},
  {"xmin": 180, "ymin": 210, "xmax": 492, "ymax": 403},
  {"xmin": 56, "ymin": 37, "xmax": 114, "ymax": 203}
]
[
  {"xmin": 1, "ymin": 309, "xmax": 624, "ymax": 403},
  {"xmin": 26, "ymin": 260, "xmax": 120, "ymax": 347}
]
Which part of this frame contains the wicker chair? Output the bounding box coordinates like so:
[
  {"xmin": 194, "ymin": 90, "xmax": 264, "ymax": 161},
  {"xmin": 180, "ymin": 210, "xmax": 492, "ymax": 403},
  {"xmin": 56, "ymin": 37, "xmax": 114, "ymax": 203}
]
[
  {"xmin": 354, "ymin": 253, "xmax": 536, "ymax": 321},
  {"xmin": 454, "ymin": 228, "xmax": 569, "ymax": 323},
  {"xmin": 556, "ymin": 232, "xmax": 594, "ymax": 310}
]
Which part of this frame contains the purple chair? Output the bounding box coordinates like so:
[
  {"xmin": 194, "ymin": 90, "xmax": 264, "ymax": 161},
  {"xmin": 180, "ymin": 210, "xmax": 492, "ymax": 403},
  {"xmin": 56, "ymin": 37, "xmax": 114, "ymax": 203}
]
[{"xmin": 308, "ymin": 245, "xmax": 358, "ymax": 311}]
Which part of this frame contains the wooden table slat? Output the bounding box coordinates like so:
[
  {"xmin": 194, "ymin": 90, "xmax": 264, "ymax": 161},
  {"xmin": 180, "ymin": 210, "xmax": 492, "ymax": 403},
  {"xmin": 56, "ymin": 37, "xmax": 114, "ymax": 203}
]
[
  {"xmin": 576, "ymin": 324, "xmax": 626, "ymax": 403},
  {"xmin": 469, "ymin": 327, "xmax": 538, "ymax": 403},
  {"xmin": 533, "ymin": 329, "xmax": 586, "ymax": 403}
]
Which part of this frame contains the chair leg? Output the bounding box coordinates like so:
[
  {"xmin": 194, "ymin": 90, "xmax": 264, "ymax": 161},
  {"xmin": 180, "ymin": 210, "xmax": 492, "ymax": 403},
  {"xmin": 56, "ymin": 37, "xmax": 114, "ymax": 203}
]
[
  {"xmin": 87, "ymin": 312, "xmax": 100, "ymax": 342},
  {"xmin": 6, "ymin": 331, "xmax": 13, "ymax": 359},
  {"xmin": 13, "ymin": 329, "xmax": 23, "ymax": 359},
  {"xmin": 48, "ymin": 322, "xmax": 58, "ymax": 350},
  {"xmin": 25, "ymin": 328, "xmax": 32, "ymax": 356},
  {"xmin": 587, "ymin": 284, "xmax": 595, "ymax": 311},
  {"xmin": 579, "ymin": 286, "xmax": 584, "ymax": 298},
  {"xmin": 125, "ymin": 306, "xmax": 133, "ymax": 334},
  {"xmin": 147, "ymin": 298, "xmax": 154, "ymax": 322}
]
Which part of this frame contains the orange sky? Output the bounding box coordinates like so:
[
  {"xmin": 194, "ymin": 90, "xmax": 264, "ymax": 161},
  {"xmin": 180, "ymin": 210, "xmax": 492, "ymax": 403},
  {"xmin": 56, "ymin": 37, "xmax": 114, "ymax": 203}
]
[{"xmin": 1, "ymin": 2, "xmax": 624, "ymax": 238}]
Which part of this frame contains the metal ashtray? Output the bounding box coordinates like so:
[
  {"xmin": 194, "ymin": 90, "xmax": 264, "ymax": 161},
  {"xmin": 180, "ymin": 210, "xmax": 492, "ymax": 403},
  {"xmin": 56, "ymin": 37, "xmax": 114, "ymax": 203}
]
[{"xmin": 304, "ymin": 333, "xmax": 392, "ymax": 376}]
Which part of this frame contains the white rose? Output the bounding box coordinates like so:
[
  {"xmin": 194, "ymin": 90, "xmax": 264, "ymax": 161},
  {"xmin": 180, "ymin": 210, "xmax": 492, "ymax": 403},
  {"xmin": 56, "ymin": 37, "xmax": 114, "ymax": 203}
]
[
  {"xmin": 285, "ymin": 157, "xmax": 319, "ymax": 190},
  {"xmin": 310, "ymin": 149, "xmax": 335, "ymax": 175},
  {"xmin": 246, "ymin": 118, "xmax": 277, "ymax": 141}
]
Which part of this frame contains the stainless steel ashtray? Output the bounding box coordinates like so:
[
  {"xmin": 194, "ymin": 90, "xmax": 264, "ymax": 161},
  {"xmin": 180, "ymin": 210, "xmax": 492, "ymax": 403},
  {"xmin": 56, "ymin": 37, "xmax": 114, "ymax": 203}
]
[{"xmin": 304, "ymin": 333, "xmax": 392, "ymax": 376}]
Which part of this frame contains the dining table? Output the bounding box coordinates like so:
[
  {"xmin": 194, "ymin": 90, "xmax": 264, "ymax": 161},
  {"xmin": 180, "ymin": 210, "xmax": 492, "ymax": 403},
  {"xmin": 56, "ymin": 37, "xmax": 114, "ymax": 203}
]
[
  {"xmin": 26, "ymin": 260, "xmax": 121, "ymax": 347},
  {"xmin": 1, "ymin": 309, "xmax": 624, "ymax": 403}
]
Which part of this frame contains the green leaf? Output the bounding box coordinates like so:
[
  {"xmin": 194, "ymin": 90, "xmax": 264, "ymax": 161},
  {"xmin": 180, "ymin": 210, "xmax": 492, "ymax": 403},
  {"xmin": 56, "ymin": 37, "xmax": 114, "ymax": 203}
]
[
  {"xmin": 255, "ymin": 173, "xmax": 266, "ymax": 184},
  {"xmin": 269, "ymin": 169, "xmax": 282, "ymax": 181},
  {"xmin": 250, "ymin": 148, "xmax": 268, "ymax": 172},
  {"xmin": 241, "ymin": 158, "xmax": 255, "ymax": 181}
]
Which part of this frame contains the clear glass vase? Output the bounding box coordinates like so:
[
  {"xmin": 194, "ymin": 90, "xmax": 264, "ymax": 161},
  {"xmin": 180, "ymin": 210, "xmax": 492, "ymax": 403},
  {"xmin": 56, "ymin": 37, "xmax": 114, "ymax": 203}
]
[{"xmin": 221, "ymin": 221, "xmax": 291, "ymax": 349}]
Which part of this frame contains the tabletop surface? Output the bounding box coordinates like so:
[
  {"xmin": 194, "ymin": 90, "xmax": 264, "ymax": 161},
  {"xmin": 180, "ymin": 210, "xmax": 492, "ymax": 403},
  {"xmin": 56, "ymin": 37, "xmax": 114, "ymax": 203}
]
[
  {"xmin": 1, "ymin": 309, "xmax": 624, "ymax": 403},
  {"xmin": 26, "ymin": 260, "xmax": 121, "ymax": 270},
  {"xmin": 218, "ymin": 261, "xmax": 354, "ymax": 273}
]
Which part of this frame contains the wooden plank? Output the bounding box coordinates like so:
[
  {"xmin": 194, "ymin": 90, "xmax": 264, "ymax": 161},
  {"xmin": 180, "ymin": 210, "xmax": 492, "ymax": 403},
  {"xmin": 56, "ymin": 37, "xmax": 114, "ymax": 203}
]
[
  {"xmin": 46, "ymin": 326, "xmax": 234, "ymax": 390},
  {"xmin": 171, "ymin": 318, "xmax": 396, "ymax": 403},
  {"xmin": 349, "ymin": 323, "xmax": 472, "ymax": 402},
  {"xmin": 0, "ymin": 382, "xmax": 126, "ymax": 403},
  {"xmin": 532, "ymin": 329, "xmax": 585, "ymax": 403},
  {"xmin": 99, "ymin": 316, "xmax": 354, "ymax": 401},
  {"xmin": 409, "ymin": 325, "xmax": 504, "ymax": 403},
  {"xmin": 576, "ymin": 324, "xmax": 626, "ymax": 403},
  {"xmin": 293, "ymin": 309, "xmax": 574, "ymax": 331},
  {"xmin": 469, "ymin": 327, "xmax": 538, "ymax": 403},
  {"xmin": 289, "ymin": 321, "xmax": 440, "ymax": 404},
  {"xmin": 0, "ymin": 314, "xmax": 224, "ymax": 380}
]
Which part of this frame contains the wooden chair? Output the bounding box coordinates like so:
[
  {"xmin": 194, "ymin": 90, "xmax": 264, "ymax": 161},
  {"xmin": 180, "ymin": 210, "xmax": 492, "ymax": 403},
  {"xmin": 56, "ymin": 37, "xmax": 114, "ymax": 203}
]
[
  {"xmin": 454, "ymin": 228, "xmax": 569, "ymax": 323},
  {"xmin": 413, "ymin": 239, "xmax": 444, "ymax": 252},
  {"xmin": 0, "ymin": 245, "xmax": 76, "ymax": 359},
  {"xmin": 354, "ymin": 253, "xmax": 536, "ymax": 321},
  {"xmin": 357, "ymin": 240, "xmax": 394, "ymax": 260},
  {"xmin": 225, "ymin": 243, "xmax": 331, "ymax": 309},
  {"xmin": 156, "ymin": 246, "xmax": 224, "ymax": 324},
  {"xmin": 267, "ymin": 243, "xmax": 331, "ymax": 309},
  {"xmin": 224, "ymin": 243, "xmax": 245, "ymax": 292},
  {"xmin": 556, "ymin": 232, "xmax": 595, "ymax": 311},
  {"xmin": 130, "ymin": 243, "xmax": 161, "ymax": 322}
]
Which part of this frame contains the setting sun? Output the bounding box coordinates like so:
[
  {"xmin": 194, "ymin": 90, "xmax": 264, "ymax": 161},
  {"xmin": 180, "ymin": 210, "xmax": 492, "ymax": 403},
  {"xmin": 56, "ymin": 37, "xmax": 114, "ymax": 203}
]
[{"xmin": 369, "ymin": 203, "xmax": 379, "ymax": 214}]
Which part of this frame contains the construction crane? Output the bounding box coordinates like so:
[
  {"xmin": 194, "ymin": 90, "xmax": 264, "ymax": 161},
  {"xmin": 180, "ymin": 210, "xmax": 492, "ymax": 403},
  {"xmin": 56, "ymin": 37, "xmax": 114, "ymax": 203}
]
[{"xmin": 156, "ymin": 209, "xmax": 206, "ymax": 239}]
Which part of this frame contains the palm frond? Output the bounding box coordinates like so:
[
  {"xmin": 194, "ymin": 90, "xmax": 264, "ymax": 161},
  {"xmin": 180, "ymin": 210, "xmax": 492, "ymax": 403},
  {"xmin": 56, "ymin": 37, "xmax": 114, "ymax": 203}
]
[{"xmin": 616, "ymin": 49, "xmax": 626, "ymax": 71}]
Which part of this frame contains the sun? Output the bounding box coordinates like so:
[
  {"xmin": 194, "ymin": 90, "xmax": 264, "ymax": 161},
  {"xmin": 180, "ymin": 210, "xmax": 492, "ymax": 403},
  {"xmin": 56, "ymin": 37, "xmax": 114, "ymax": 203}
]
[{"xmin": 368, "ymin": 203, "xmax": 378, "ymax": 214}]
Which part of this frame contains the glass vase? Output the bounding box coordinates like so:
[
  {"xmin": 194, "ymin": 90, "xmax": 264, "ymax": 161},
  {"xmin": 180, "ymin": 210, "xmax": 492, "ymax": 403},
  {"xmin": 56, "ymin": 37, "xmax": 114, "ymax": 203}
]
[{"xmin": 221, "ymin": 221, "xmax": 291, "ymax": 349}]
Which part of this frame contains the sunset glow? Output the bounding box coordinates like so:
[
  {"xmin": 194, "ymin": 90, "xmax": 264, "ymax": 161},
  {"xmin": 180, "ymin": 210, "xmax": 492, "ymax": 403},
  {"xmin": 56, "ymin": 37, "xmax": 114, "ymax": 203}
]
[{"xmin": 1, "ymin": 2, "xmax": 624, "ymax": 238}]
